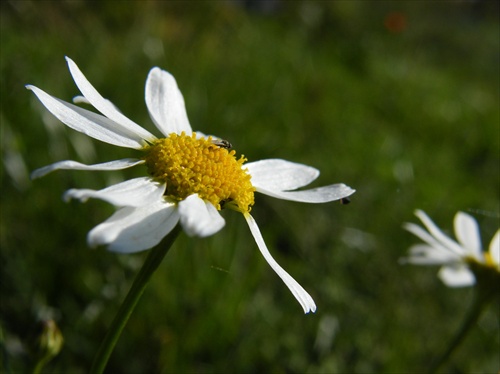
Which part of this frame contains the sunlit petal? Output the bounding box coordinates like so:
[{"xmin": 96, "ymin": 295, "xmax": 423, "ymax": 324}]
[
  {"xmin": 403, "ymin": 223, "xmax": 449, "ymax": 252},
  {"xmin": 246, "ymin": 159, "xmax": 319, "ymax": 191},
  {"xmin": 66, "ymin": 57, "xmax": 156, "ymax": 142},
  {"xmin": 64, "ymin": 177, "xmax": 166, "ymax": 207},
  {"xmin": 404, "ymin": 244, "xmax": 458, "ymax": 265},
  {"xmin": 31, "ymin": 158, "xmax": 144, "ymax": 179},
  {"xmin": 256, "ymin": 183, "xmax": 355, "ymax": 203},
  {"xmin": 244, "ymin": 213, "xmax": 316, "ymax": 314},
  {"xmin": 489, "ymin": 230, "xmax": 500, "ymax": 267},
  {"xmin": 178, "ymin": 194, "xmax": 225, "ymax": 237},
  {"xmin": 438, "ymin": 266, "xmax": 475, "ymax": 287},
  {"xmin": 145, "ymin": 67, "xmax": 192, "ymax": 136},
  {"xmin": 72, "ymin": 95, "xmax": 90, "ymax": 105},
  {"xmin": 88, "ymin": 201, "xmax": 180, "ymax": 253},
  {"xmin": 414, "ymin": 210, "xmax": 465, "ymax": 256},
  {"xmin": 27, "ymin": 85, "xmax": 149, "ymax": 149},
  {"xmin": 454, "ymin": 212, "xmax": 482, "ymax": 260}
]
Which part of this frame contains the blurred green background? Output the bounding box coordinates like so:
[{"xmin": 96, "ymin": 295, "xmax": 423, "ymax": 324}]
[{"xmin": 1, "ymin": 1, "xmax": 499, "ymax": 373}]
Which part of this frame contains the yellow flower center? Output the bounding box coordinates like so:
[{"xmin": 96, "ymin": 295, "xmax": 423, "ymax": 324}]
[
  {"xmin": 143, "ymin": 132, "xmax": 255, "ymax": 212},
  {"xmin": 466, "ymin": 254, "xmax": 500, "ymax": 293},
  {"xmin": 483, "ymin": 251, "xmax": 499, "ymax": 270}
]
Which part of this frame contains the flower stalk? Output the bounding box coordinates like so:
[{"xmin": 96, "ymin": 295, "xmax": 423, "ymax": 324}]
[
  {"xmin": 428, "ymin": 283, "xmax": 496, "ymax": 373},
  {"xmin": 90, "ymin": 225, "xmax": 181, "ymax": 374}
]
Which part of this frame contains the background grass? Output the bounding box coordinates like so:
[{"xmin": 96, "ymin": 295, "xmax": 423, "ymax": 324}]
[{"xmin": 1, "ymin": 1, "xmax": 499, "ymax": 373}]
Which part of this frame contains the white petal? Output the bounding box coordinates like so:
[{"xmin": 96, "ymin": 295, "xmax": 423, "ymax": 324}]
[
  {"xmin": 72, "ymin": 95, "xmax": 90, "ymax": 105},
  {"xmin": 64, "ymin": 177, "xmax": 166, "ymax": 207},
  {"xmin": 88, "ymin": 201, "xmax": 180, "ymax": 253},
  {"xmin": 454, "ymin": 212, "xmax": 482, "ymax": 260},
  {"xmin": 438, "ymin": 265, "xmax": 476, "ymax": 287},
  {"xmin": 196, "ymin": 132, "xmax": 215, "ymax": 140},
  {"xmin": 256, "ymin": 184, "xmax": 355, "ymax": 203},
  {"xmin": 246, "ymin": 159, "xmax": 320, "ymax": 191},
  {"xmin": 489, "ymin": 230, "xmax": 500, "ymax": 267},
  {"xmin": 403, "ymin": 244, "xmax": 458, "ymax": 265},
  {"xmin": 65, "ymin": 57, "xmax": 156, "ymax": 142},
  {"xmin": 145, "ymin": 67, "xmax": 192, "ymax": 136},
  {"xmin": 31, "ymin": 158, "xmax": 144, "ymax": 179},
  {"xmin": 178, "ymin": 194, "xmax": 225, "ymax": 237},
  {"xmin": 27, "ymin": 85, "xmax": 150, "ymax": 149},
  {"xmin": 403, "ymin": 222, "xmax": 452, "ymax": 254},
  {"xmin": 414, "ymin": 210, "xmax": 465, "ymax": 256},
  {"xmin": 244, "ymin": 213, "xmax": 316, "ymax": 314},
  {"xmin": 73, "ymin": 95, "xmax": 127, "ymax": 117}
]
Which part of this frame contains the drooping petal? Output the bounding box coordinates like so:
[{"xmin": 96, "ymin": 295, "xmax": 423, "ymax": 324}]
[
  {"xmin": 88, "ymin": 201, "xmax": 180, "ymax": 253},
  {"xmin": 64, "ymin": 177, "xmax": 166, "ymax": 207},
  {"xmin": 454, "ymin": 212, "xmax": 482, "ymax": 260},
  {"xmin": 414, "ymin": 210, "xmax": 465, "ymax": 256},
  {"xmin": 489, "ymin": 230, "xmax": 500, "ymax": 267},
  {"xmin": 31, "ymin": 158, "xmax": 144, "ymax": 179},
  {"xmin": 27, "ymin": 85, "xmax": 151, "ymax": 149},
  {"xmin": 256, "ymin": 184, "xmax": 355, "ymax": 203},
  {"xmin": 438, "ymin": 265, "xmax": 476, "ymax": 287},
  {"xmin": 178, "ymin": 194, "xmax": 225, "ymax": 237},
  {"xmin": 65, "ymin": 57, "xmax": 156, "ymax": 142},
  {"xmin": 246, "ymin": 159, "xmax": 320, "ymax": 191},
  {"xmin": 145, "ymin": 67, "xmax": 192, "ymax": 136},
  {"xmin": 244, "ymin": 213, "xmax": 316, "ymax": 314}
]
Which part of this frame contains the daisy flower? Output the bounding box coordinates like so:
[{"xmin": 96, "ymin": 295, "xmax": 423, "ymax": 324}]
[
  {"xmin": 28, "ymin": 57, "xmax": 355, "ymax": 313},
  {"xmin": 403, "ymin": 209, "xmax": 500, "ymax": 287}
]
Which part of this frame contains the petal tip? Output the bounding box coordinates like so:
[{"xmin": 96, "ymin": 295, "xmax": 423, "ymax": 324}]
[
  {"xmin": 305, "ymin": 304, "xmax": 317, "ymax": 314},
  {"xmin": 65, "ymin": 56, "xmax": 76, "ymax": 68},
  {"xmin": 30, "ymin": 168, "xmax": 45, "ymax": 180}
]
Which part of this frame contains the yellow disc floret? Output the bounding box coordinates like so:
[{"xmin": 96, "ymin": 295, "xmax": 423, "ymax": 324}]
[{"xmin": 143, "ymin": 132, "xmax": 255, "ymax": 212}]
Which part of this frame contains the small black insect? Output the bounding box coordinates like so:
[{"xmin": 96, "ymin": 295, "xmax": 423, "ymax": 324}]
[
  {"xmin": 340, "ymin": 197, "xmax": 351, "ymax": 205},
  {"xmin": 211, "ymin": 139, "xmax": 232, "ymax": 149}
]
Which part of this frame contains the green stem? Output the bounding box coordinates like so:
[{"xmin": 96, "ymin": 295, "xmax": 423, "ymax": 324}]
[
  {"xmin": 32, "ymin": 357, "xmax": 48, "ymax": 374},
  {"xmin": 90, "ymin": 225, "xmax": 181, "ymax": 374},
  {"xmin": 428, "ymin": 287, "xmax": 493, "ymax": 373}
]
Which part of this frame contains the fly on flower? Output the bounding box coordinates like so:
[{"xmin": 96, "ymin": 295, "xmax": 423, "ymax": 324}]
[
  {"xmin": 211, "ymin": 139, "xmax": 232, "ymax": 149},
  {"xmin": 28, "ymin": 57, "xmax": 356, "ymax": 313}
]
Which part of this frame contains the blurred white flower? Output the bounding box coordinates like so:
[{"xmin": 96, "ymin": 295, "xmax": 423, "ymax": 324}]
[
  {"xmin": 28, "ymin": 57, "xmax": 355, "ymax": 313},
  {"xmin": 403, "ymin": 209, "xmax": 500, "ymax": 287}
]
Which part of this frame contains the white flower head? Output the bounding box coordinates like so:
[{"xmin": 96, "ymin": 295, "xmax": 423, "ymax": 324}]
[
  {"xmin": 403, "ymin": 209, "xmax": 500, "ymax": 287},
  {"xmin": 28, "ymin": 57, "xmax": 356, "ymax": 313}
]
